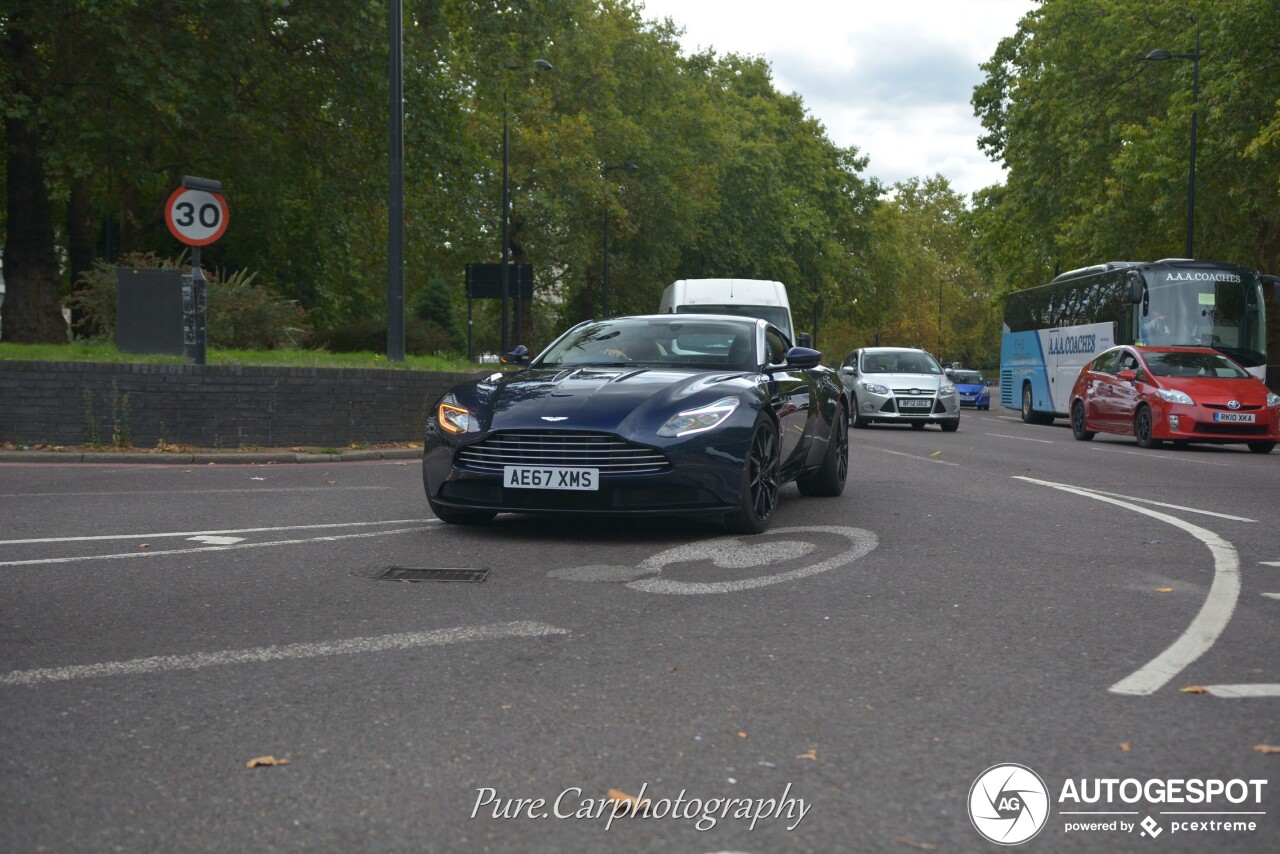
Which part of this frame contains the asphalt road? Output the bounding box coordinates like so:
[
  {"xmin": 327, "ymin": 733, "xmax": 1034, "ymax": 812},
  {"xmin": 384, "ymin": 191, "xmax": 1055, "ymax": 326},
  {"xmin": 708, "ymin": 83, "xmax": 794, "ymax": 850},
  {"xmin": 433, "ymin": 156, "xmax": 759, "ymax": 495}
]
[{"xmin": 2, "ymin": 408, "xmax": 1278, "ymax": 852}]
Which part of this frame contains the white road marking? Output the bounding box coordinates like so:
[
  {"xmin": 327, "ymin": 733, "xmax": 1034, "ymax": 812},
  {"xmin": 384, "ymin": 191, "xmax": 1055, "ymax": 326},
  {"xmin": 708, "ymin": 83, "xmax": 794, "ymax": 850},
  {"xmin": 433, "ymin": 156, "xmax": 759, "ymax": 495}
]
[
  {"xmin": 1262, "ymin": 561, "xmax": 1280, "ymax": 567},
  {"xmin": 1203, "ymin": 685, "xmax": 1280, "ymax": 699},
  {"xmin": 0, "ymin": 525, "xmax": 437, "ymax": 568},
  {"xmin": 0, "ymin": 621, "xmax": 568, "ymax": 687},
  {"xmin": 1062, "ymin": 487, "xmax": 1255, "ymax": 523},
  {"xmin": 186, "ymin": 535, "xmax": 246, "ymax": 545},
  {"xmin": 0, "ymin": 520, "xmax": 425, "ymax": 546},
  {"xmin": 627, "ymin": 526, "xmax": 878, "ymax": 595},
  {"xmin": 1014, "ymin": 476, "xmax": 1240, "ymax": 697},
  {"xmin": 0, "ymin": 486, "xmax": 391, "ymax": 499},
  {"xmin": 1263, "ymin": 593, "xmax": 1280, "ymax": 601},
  {"xmin": 986, "ymin": 432, "xmax": 1054, "ymax": 444},
  {"xmin": 1089, "ymin": 447, "xmax": 1232, "ymax": 466},
  {"xmin": 868, "ymin": 448, "xmax": 960, "ymax": 466}
]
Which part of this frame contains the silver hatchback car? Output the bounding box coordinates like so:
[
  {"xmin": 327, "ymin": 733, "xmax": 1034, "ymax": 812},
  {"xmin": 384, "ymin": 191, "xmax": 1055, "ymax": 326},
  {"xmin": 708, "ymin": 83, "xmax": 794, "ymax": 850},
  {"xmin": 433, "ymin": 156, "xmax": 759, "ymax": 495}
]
[{"xmin": 839, "ymin": 347, "xmax": 960, "ymax": 431}]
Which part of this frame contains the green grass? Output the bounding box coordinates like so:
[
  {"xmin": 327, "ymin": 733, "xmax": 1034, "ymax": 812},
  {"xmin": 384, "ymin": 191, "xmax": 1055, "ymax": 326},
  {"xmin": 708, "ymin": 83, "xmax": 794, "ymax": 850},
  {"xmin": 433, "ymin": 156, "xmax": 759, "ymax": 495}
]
[{"xmin": 0, "ymin": 341, "xmax": 483, "ymax": 373}]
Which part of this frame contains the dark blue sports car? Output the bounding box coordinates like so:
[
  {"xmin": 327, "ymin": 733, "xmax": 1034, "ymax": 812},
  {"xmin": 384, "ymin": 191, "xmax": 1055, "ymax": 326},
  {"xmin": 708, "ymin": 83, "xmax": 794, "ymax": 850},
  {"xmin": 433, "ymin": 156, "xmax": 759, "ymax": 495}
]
[{"xmin": 422, "ymin": 315, "xmax": 849, "ymax": 534}]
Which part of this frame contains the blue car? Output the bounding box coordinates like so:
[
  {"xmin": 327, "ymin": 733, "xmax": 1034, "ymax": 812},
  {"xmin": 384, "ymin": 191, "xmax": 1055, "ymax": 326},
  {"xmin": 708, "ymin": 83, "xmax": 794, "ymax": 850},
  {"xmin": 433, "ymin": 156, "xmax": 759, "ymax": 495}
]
[
  {"xmin": 422, "ymin": 315, "xmax": 850, "ymax": 534},
  {"xmin": 951, "ymin": 369, "xmax": 990, "ymax": 410}
]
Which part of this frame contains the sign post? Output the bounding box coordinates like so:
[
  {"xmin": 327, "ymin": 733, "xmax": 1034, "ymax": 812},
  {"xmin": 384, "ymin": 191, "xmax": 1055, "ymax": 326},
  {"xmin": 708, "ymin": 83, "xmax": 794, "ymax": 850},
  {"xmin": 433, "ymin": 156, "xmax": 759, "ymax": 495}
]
[{"xmin": 165, "ymin": 176, "xmax": 229, "ymax": 365}]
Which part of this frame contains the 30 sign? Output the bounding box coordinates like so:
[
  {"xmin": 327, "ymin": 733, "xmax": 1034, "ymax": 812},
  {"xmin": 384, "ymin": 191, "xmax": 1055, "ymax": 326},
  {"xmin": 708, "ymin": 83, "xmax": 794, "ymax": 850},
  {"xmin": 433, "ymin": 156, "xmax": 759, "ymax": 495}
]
[{"xmin": 165, "ymin": 186, "xmax": 229, "ymax": 246}]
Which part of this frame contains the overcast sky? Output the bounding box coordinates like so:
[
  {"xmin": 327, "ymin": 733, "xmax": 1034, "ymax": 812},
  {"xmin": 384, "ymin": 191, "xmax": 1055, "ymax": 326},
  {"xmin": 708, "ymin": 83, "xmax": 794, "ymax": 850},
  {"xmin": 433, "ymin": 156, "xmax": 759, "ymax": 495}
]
[{"xmin": 636, "ymin": 0, "xmax": 1038, "ymax": 198}]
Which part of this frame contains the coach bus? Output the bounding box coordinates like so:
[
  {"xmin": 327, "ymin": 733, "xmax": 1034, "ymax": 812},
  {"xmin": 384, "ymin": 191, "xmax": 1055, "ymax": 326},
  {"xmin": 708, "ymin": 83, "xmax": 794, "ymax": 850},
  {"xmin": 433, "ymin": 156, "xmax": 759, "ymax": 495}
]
[{"xmin": 1000, "ymin": 259, "xmax": 1268, "ymax": 424}]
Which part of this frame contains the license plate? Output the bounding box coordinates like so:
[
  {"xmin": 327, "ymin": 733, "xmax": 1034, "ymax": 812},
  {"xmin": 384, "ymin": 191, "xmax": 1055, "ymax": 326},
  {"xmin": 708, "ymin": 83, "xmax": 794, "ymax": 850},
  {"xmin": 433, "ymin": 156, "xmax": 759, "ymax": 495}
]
[
  {"xmin": 1213, "ymin": 412, "xmax": 1255, "ymax": 423},
  {"xmin": 898, "ymin": 398, "xmax": 932, "ymax": 409},
  {"xmin": 503, "ymin": 466, "xmax": 599, "ymax": 491}
]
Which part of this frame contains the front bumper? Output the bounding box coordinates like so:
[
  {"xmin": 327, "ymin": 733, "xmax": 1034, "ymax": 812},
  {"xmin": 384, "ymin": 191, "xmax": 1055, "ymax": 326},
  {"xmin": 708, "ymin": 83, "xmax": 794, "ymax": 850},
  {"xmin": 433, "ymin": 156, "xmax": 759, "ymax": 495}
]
[
  {"xmin": 423, "ymin": 431, "xmax": 751, "ymax": 516},
  {"xmin": 854, "ymin": 389, "xmax": 960, "ymax": 424},
  {"xmin": 1151, "ymin": 403, "xmax": 1280, "ymax": 444}
]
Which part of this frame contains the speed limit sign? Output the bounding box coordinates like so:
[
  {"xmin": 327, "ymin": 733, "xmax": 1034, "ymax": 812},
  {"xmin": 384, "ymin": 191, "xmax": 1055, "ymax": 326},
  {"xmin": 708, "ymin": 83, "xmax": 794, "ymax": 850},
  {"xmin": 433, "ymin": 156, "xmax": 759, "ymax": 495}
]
[{"xmin": 165, "ymin": 186, "xmax": 229, "ymax": 246}]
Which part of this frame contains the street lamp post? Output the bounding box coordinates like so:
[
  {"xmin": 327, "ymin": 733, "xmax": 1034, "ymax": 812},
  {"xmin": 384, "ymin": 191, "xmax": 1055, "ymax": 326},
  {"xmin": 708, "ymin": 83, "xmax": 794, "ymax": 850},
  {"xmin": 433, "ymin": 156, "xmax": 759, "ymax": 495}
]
[
  {"xmin": 500, "ymin": 59, "xmax": 554, "ymax": 354},
  {"xmin": 601, "ymin": 161, "xmax": 638, "ymax": 317},
  {"xmin": 1143, "ymin": 26, "xmax": 1200, "ymax": 259}
]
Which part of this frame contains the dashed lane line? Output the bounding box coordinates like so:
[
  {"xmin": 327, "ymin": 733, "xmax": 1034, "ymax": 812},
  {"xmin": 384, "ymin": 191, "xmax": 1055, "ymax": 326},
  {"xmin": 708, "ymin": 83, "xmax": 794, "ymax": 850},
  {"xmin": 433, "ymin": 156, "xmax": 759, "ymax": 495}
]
[
  {"xmin": 0, "ymin": 621, "xmax": 568, "ymax": 687},
  {"xmin": 0, "ymin": 524, "xmax": 437, "ymax": 568},
  {"xmin": 1, "ymin": 519, "xmax": 426, "ymax": 546}
]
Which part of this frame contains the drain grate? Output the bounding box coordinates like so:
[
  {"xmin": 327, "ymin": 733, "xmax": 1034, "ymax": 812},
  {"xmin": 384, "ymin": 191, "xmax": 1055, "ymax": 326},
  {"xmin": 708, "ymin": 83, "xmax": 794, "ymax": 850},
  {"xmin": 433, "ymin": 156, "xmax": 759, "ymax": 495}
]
[{"xmin": 379, "ymin": 566, "xmax": 489, "ymax": 583}]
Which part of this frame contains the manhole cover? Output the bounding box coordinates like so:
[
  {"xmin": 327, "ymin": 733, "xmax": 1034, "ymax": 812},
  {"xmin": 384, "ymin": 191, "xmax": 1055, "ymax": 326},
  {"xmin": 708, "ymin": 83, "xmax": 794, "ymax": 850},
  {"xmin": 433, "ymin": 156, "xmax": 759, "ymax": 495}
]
[{"xmin": 379, "ymin": 566, "xmax": 489, "ymax": 583}]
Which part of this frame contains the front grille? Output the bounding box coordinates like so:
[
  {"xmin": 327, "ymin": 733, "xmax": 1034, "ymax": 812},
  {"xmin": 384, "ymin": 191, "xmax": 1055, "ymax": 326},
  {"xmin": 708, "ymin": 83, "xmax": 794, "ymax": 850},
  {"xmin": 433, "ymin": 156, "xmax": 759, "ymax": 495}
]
[
  {"xmin": 456, "ymin": 431, "xmax": 669, "ymax": 474},
  {"xmin": 1193, "ymin": 423, "xmax": 1267, "ymax": 436},
  {"xmin": 1202, "ymin": 403, "xmax": 1262, "ymax": 411}
]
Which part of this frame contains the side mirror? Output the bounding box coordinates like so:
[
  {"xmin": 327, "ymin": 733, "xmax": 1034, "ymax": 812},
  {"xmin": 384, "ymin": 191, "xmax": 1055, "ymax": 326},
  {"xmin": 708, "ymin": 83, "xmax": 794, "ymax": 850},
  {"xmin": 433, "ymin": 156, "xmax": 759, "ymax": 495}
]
[
  {"xmin": 1127, "ymin": 271, "xmax": 1145, "ymax": 304},
  {"xmin": 782, "ymin": 346, "xmax": 822, "ymax": 370},
  {"xmin": 796, "ymin": 331, "xmax": 813, "ymax": 348},
  {"xmin": 840, "ymin": 365, "xmax": 855, "ymax": 374},
  {"xmin": 1117, "ymin": 369, "xmax": 1137, "ymax": 382},
  {"xmin": 500, "ymin": 344, "xmax": 530, "ymax": 366}
]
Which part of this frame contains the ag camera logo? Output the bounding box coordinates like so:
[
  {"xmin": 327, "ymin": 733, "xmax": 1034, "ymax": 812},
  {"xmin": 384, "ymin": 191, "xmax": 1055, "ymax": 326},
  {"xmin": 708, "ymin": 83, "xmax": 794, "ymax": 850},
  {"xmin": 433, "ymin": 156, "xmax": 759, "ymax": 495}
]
[{"xmin": 969, "ymin": 763, "xmax": 1051, "ymax": 845}]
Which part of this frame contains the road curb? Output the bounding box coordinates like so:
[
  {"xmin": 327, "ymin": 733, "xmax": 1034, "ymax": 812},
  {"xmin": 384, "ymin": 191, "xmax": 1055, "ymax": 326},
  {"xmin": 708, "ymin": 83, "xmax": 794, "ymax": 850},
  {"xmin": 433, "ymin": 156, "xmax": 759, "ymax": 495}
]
[{"xmin": 0, "ymin": 447, "xmax": 423, "ymax": 465}]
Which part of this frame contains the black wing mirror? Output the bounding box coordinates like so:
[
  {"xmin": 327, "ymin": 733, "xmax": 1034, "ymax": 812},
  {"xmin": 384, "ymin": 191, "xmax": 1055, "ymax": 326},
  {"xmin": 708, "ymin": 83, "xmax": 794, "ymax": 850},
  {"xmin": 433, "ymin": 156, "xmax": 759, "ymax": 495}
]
[
  {"xmin": 500, "ymin": 344, "xmax": 530, "ymax": 366},
  {"xmin": 782, "ymin": 346, "xmax": 822, "ymax": 370}
]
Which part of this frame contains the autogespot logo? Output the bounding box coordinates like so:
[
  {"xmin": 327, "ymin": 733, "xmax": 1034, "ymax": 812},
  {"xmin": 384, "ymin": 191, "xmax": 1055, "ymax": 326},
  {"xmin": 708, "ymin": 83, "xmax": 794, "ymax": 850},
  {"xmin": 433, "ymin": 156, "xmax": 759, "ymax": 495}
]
[{"xmin": 969, "ymin": 763, "xmax": 1051, "ymax": 845}]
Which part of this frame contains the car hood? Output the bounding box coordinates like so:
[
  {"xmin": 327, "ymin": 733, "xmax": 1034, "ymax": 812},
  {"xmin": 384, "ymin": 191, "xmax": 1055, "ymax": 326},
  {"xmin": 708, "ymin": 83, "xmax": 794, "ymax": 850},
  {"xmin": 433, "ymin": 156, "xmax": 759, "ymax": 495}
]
[
  {"xmin": 460, "ymin": 366, "xmax": 754, "ymax": 434},
  {"xmin": 1158, "ymin": 377, "xmax": 1273, "ymax": 406},
  {"xmin": 955, "ymin": 382, "xmax": 986, "ymax": 392},
  {"xmin": 868, "ymin": 373, "xmax": 948, "ymax": 391}
]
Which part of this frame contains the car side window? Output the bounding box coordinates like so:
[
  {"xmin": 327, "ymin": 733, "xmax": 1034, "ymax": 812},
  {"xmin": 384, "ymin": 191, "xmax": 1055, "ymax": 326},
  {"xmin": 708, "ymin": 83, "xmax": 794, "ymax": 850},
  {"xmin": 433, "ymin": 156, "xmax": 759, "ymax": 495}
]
[
  {"xmin": 1116, "ymin": 352, "xmax": 1140, "ymax": 374},
  {"xmin": 764, "ymin": 330, "xmax": 788, "ymax": 366},
  {"xmin": 1093, "ymin": 351, "xmax": 1120, "ymax": 375}
]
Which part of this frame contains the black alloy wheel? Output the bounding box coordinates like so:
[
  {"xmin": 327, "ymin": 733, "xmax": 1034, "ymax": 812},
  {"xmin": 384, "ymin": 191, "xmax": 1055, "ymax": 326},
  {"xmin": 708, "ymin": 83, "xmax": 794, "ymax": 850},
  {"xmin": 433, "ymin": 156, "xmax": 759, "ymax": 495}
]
[
  {"xmin": 725, "ymin": 420, "xmax": 781, "ymax": 534},
  {"xmin": 1071, "ymin": 401, "xmax": 1095, "ymax": 441},
  {"xmin": 1134, "ymin": 406, "xmax": 1161, "ymax": 449}
]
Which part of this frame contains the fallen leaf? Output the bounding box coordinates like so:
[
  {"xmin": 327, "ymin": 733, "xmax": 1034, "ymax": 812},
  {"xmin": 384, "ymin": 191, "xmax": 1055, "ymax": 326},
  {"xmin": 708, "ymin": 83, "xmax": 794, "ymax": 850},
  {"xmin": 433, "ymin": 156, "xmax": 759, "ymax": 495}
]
[
  {"xmin": 668, "ymin": 665, "xmax": 678, "ymax": 672},
  {"xmin": 501, "ymin": 704, "xmax": 512, "ymax": 710},
  {"xmin": 607, "ymin": 788, "xmax": 650, "ymax": 815},
  {"xmin": 796, "ymin": 747, "xmax": 818, "ymax": 760},
  {"xmin": 325, "ymin": 479, "xmax": 337, "ymax": 484},
  {"xmin": 893, "ymin": 837, "xmax": 937, "ymax": 851},
  {"xmin": 246, "ymin": 755, "xmax": 290, "ymax": 768},
  {"xmin": 930, "ymin": 450, "xmax": 942, "ymax": 458},
  {"xmin": 1155, "ymin": 587, "xmax": 1174, "ymax": 593},
  {"xmin": 1254, "ymin": 744, "xmax": 1280, "ymax": 755},
  {"xmin": 1179, "ymin": 685, "xmax": 1207, "ymax": 694},
  {"xmin": 138, "ymin": 543, "xmax": 150, "ymax": 549},
  {"xmin": 738, "ymin": 731, "xmax": 748, "ymax": 739},
  {"xmin": 1118, "ymin": 742, "xmax": 1131, "ymax": 752}
]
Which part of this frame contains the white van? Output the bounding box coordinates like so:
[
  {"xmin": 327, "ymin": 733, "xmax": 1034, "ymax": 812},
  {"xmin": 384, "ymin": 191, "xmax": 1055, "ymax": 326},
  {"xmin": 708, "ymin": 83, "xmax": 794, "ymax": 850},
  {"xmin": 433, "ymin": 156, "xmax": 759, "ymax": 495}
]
[{"xmin": 659, "ymin": 278, "xmax": 806, "ymax": 345}]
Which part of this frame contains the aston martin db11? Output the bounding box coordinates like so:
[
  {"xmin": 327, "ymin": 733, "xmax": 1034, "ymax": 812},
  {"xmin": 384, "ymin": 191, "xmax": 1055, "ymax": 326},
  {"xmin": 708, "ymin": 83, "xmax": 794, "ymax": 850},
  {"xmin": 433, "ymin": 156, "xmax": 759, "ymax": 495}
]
[{"xmin": 422, "ymin": 315, "xmax": 849, "ymax": 533}]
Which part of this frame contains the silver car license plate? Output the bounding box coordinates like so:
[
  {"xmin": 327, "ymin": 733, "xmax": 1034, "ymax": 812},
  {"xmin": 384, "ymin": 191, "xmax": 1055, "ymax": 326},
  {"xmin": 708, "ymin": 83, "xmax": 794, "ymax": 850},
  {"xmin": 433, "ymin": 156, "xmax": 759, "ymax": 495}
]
[
  {"xmin": 1213, "ymin": 412, "xmax": 1255, "ymax": 423},
  {"xmin": 503, "ymin": 466, "xmax": 599, "ymax": 490}
]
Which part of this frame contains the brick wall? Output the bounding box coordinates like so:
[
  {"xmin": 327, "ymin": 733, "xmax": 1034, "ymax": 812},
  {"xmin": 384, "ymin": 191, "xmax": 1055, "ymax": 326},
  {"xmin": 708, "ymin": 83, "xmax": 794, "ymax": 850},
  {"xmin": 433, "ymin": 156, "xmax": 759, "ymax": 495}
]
[{"xmin": 0, "ymin": 361, "xmax": 487, "ymax": 447}]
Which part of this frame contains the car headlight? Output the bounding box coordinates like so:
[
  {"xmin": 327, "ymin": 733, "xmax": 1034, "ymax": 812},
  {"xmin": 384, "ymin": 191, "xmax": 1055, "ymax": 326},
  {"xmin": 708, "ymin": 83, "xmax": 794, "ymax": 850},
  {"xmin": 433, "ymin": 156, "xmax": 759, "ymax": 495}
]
[
  {"xmin": 1268, "ymin": 392, "xmax": 1280, "ymax": 408},
  {"xmin": 1156, "ymin": 388, "xmax": 1195, "ymax": 406},
  {"xmin": 860, "ymin": 381, "xmax": 890, "ymax": 395},
  {"xmin": 658, "ymin": 396, "xmax": 740, "ymax": 437},
  {"xmin": 940, "ymin": 384, "xmax": 956, "ymax": 395},
  {"xmin": 437, "ymin": 401, "xmax": 481, "ymax": 435}
]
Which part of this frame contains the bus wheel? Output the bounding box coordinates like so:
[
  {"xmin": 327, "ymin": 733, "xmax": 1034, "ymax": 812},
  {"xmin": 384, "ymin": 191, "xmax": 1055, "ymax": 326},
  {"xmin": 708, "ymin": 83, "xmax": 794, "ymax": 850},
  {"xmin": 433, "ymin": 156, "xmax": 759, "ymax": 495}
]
[
  {"xmin": 1020, "ymin": 384, "xmax": 1045, "ymax": 424},
  {"xmin": 1134, "ymin": 406, "xmax": 1161, "ymax": 449},
  {"xmin": 1071, "ymin": 401, "xmax": 1095, "ymax": 441}
]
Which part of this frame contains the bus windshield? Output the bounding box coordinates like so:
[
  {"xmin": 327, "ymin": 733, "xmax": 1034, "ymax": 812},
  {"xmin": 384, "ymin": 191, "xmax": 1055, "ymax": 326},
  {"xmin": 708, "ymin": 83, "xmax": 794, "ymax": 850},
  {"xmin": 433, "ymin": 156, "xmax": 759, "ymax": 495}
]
[{"xmin": 1137, "ymin": 268, "xmax": 1266, "ymax": 369}]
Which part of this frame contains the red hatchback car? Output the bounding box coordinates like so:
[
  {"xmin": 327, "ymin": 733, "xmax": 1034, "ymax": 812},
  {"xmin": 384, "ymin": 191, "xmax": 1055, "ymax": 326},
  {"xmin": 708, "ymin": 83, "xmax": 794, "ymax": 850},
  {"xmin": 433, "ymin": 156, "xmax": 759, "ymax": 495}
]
[{"xmin": 1069, "ymin": 346, "xmax": 1280, "ymax": 454}]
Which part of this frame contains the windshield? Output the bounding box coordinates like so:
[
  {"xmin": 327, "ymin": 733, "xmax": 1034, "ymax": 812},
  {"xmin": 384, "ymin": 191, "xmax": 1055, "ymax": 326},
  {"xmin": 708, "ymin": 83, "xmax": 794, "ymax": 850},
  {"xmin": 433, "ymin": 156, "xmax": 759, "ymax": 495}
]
[
  {"xmin": 1138, "ymin": 268, "xmax": 1266, "ymax": 368},
  {"xmin": 953, "ymin": 371, "xmax": 985, "ymax": 384},
  {"xmin": 536, "ymin": 318, "xmax": 758, "ymax": 370},
  {"xmin": 861, "ymin": 351, "xmax": 943, "ymax": 374},
  {"xmin": 1142, "ymin": 351, "xmax": 1251, "ymax": 379},
  {"xmin": 675, "ymin": 305, "xmax": 791, "ymax": 341}
]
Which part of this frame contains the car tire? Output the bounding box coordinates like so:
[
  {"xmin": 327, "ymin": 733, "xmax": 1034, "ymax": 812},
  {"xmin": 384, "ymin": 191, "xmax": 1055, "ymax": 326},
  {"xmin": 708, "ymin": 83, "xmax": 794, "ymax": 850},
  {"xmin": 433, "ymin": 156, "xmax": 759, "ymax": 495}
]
[
  {"xmin": 1247, "ymin": 441, "xmax": 1276, "ymax": 454},
  {"xmin": 1071, "ymin": 401, "xmax": 1095, "ymax": 441},
  {"xmin": 724, "ymin": 419, "xmax": 781, "ymax": 535},
  {"xmin": 1134, "ymin": 405, "xmax": 1162, "ymax": 449},
  {"xmin": 940, "ymin": 419, "xmax": 959, "ymax": 433},
  {"xmin": 851, "ymin": 396, "xmax": 871, "ymax": 429},
  {"xmin": 428, "ymin": 498, "xmax": 496, "ymax": 525},
  {"xmin": 797, "ymin": 406, "xmax": 848, "ymax": 497}
]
